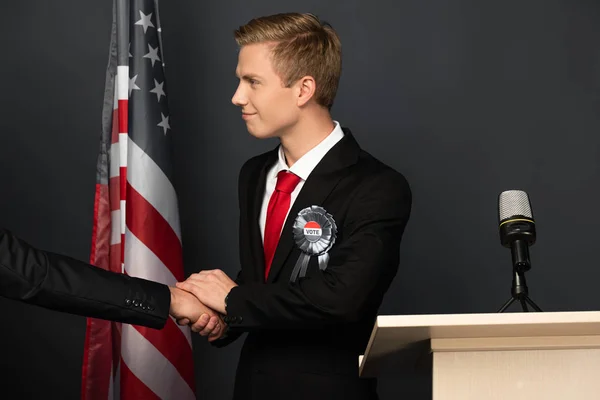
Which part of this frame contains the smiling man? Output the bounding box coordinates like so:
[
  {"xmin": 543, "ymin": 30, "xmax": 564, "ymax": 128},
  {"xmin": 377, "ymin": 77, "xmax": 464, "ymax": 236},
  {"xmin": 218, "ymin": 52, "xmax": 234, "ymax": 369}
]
[{"xmin": 177, "ymin": 12, "xmax": 412, "ymax": 400}]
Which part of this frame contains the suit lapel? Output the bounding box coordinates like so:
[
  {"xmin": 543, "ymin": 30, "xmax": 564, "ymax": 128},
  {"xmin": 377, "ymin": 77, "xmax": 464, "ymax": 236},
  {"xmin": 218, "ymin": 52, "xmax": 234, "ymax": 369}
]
[
  {"xmin": 247, "ymin": 149, "xmax": 278, "ymax": 282},
  {"xmin": 266, "ymin": 130, "xmax": 360, "ymax": 283}
]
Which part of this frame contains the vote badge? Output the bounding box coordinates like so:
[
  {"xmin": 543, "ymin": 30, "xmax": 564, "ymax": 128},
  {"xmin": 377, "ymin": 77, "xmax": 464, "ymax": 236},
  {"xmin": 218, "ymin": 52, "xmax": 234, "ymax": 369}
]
[
  {"xmin": 303, "ymin": 221, "xmax": 323, "ymax": 242},
  {"xmin": 290, "ymin": 206, "xmax": 338, "ymax": 282}
]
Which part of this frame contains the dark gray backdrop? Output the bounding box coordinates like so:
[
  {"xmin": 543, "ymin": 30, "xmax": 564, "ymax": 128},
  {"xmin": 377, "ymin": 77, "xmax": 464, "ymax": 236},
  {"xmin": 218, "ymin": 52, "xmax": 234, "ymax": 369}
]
[{"xmin": 1, "ymin": 0, "xmax": 599, "ymax": 398}]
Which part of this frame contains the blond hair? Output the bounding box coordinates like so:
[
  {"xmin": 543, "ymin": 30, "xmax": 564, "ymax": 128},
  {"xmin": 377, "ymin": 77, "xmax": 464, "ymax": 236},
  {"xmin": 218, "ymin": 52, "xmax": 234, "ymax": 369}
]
[{"xmin": 234, "ymin": 13, "xmax": 342, "ymax": 110}]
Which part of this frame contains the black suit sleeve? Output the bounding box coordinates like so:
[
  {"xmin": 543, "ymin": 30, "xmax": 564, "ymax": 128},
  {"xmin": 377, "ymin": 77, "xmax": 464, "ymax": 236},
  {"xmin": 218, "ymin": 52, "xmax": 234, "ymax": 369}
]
[
  {"xmin": 0, "ymin": 229, "xmax": 171, "ymax": 329},
  {"xmin": 208, "ymin": 268, "xmax": 246, "ymax": 348},
  {"xmin": 225, "ymin": 170, "xmax": 412, "ymax": 330}
]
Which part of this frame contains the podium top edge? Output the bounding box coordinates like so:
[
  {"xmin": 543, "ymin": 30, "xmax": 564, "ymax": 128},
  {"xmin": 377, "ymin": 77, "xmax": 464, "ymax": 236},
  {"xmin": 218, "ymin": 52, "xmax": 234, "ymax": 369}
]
[{"xmin": 375, "ymin": 311, "xmax": 600, "ymax": 328}]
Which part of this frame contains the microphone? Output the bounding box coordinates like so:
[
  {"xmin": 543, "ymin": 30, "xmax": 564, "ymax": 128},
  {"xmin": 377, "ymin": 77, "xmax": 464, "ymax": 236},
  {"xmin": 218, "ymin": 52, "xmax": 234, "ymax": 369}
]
[{"xmin": 498, "ymin": 190, "xmax": 536, "ymax": 271}]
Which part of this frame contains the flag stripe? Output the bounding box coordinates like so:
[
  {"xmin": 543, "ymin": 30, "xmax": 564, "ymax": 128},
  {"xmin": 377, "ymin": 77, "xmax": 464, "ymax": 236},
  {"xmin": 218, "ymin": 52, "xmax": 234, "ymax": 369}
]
[
  {"xmin": 110, "ymin": 144, "xmax": 119, "ymax": 178},
  {"xmin": 90, "ymin": 183, "xmax": 111, "ymax": 268},
  {"xmin": 120, "ymin": 360, "xmax": 161, "ymax": 400},
  {"xmin": 110, "ymin": 210, "xmax": 121, "ymax": 245},
  {"xmin": 80, "ymin": 319, "xmax": 113, "ymax": 400},
  {"xmin": 124, "ymin": 229, "xmax": 176, "ymax": 285},
  {"xmin": 127, "ymin": 136, "xmax": 181, "ymax": 241},
  {"xmin": 132, "ymin": 322, "xmax": 195, "ymax": 390},
  {"xmin": 126, "ymin": 184, "xmax": 184, "ymax": 281},
  {"xmin": 111, "ymin": 108, "xmax": 119, "ymax": 144},
  {"xmin": 121, "ymin": 325, "xmax": 195, "ymax": 399},
  {"xmin": 110, "ymin": 243, "xmax": 122, "ymax": 273},
  {"xmin": 107, "ymin": 364, "xmax": 115, "ymax": 400},
  {"xmin": 109, "ymin": 176, "xmax": 120, "ymax": 211},
  {"xmin": 119, "ymin": 133, "xmax": 128, "ymax": 167},
  {"xmin": 117, "ymin": 66, "xmax": 129, "ymax": 101},
  {"xmin": 118, "ymin": 100, "xmax": 128, "ymax": 133}
]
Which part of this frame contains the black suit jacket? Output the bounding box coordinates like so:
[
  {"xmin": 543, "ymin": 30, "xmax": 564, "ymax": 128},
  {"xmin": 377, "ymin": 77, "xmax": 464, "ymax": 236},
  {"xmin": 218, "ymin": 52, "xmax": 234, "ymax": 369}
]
[
  {"xmin": 0, "ymin": 229, "xmax": 170, "ymax": 329},
  {"xmin": 216, "ymin": 130, "xmax": 412, "ymax": 400}
]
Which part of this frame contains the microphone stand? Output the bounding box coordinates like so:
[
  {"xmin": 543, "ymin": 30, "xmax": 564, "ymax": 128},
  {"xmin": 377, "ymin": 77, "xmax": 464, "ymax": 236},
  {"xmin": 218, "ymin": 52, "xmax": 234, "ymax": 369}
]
[
  {"xmin": 497, "ymin": 266, "xmax": 542, "ymax": 313},
  {"xmin": 497, "ymin": 194, "xmax": 543, "ymax": 313}
]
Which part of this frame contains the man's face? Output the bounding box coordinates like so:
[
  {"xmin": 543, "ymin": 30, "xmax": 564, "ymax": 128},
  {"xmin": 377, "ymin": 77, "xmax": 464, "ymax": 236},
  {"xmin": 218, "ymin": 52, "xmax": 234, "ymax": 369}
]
[{"xmin": 232, "ymin": 43, "xmax": 299, "ymax": 139}]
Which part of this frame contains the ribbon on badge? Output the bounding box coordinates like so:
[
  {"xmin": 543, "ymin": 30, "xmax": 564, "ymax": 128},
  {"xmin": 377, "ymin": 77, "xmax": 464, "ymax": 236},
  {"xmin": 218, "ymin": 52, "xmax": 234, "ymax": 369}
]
[{"xmin": 289, "ymin": 205, "xmax": 338, "ymax": 283}]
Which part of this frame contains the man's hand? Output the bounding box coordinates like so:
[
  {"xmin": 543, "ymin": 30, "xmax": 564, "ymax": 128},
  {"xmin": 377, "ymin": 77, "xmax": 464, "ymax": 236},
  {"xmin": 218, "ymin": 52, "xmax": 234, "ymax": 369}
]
[
  {"xmin": 175, "ymin": 270, "xmax": 237, "ymax": 315},
  {"xmin": 168, "ymin": 287, "xmax": 224, "ymax": 340}
]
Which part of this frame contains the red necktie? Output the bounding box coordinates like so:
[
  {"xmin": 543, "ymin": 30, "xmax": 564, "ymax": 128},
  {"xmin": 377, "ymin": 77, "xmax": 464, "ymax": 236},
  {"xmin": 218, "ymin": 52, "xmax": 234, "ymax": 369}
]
[{"xmin": 263, "ymin": 170, "xmax": 302, "ymax": 280}]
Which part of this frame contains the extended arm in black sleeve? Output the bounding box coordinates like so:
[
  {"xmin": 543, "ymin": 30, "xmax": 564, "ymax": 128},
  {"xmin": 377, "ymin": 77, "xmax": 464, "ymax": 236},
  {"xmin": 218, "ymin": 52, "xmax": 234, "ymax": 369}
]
[{"xmin": 0, "ymin": 229, "xmax": 171, "ymax": 329}]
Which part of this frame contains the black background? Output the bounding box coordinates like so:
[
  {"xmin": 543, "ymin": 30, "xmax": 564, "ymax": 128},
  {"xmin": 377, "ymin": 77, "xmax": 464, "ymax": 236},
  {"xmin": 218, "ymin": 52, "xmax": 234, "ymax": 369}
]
[{"xmin": 1, "ymin": 1, "xmax": 599, "ymax": 398}]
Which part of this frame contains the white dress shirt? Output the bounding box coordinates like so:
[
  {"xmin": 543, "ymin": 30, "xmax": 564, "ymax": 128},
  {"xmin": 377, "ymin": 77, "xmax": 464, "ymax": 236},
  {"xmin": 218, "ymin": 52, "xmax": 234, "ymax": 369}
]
[{"xmin": 259, "ymin": 121, "xmax": 345, "ymax": 242}]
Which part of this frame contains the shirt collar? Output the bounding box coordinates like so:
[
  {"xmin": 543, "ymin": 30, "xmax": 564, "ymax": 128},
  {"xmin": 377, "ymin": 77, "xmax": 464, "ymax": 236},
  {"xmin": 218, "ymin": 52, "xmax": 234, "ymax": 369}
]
[{"xmin": 273, "ymin": 121, "xmax": 345, "ymax": 181}]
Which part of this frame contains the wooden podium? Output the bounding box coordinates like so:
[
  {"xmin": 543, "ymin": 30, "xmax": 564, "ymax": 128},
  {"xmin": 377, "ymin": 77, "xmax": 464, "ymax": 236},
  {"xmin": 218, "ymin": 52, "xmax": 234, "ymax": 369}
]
[{"xmin": 359, "ymin": 311, "xmax": 600, "ymax": 399}]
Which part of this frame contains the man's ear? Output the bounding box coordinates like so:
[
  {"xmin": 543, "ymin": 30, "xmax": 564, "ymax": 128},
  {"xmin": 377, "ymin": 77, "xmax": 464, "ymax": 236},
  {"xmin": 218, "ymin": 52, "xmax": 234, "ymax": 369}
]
[{"xmin": 296, "ymin": 76, "xmax": 316, "ymax": 107}]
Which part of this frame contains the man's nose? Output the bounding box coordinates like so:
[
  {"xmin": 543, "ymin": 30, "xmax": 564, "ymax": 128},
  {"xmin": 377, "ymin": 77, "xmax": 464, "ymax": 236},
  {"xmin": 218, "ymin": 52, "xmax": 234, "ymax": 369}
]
[{"xmin": 232, "ymin": 84, "xmax": 247, "ymax": 107}]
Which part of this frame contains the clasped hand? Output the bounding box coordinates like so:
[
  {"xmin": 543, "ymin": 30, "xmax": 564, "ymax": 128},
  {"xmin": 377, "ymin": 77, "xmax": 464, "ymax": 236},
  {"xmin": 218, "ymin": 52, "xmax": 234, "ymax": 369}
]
[{"xmin": 168, "ymin": 269, "xmax": 237, "ymax": 342}]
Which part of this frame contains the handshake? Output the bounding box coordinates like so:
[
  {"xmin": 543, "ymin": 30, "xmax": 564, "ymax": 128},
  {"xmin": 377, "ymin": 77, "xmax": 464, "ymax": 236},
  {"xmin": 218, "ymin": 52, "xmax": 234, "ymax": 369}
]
[{"xmin": 167, "ymin": 269, "xmax": 237, "ymax": 342}]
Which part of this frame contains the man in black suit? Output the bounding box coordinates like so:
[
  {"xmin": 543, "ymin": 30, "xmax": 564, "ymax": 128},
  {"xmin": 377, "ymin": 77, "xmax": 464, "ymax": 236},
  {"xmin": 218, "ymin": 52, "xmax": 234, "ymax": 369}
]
[
  {"xmin": 0, "ymin": 228, "xmax": 222, "ymax": 334},
  {"xmin": 177, "ymin": 12, "xmax": 412, "ymax": 400}
]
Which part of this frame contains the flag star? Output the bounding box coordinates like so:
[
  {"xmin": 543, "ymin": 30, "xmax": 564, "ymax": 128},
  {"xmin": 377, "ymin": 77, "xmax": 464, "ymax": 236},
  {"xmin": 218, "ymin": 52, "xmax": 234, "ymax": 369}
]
[
  {"xmin": 135, "ymin": 10, "xmax": 155, "ymax": 33},
  {"xmin": 129, "ymin": 74, "xmax": 141, "ymax": 96},
  {"xmin": 158, "ymin": 113, "xmax": 171, "ymax": 135},
  {"xmin": 150, "ymin": 79, "xmax": 166, "ymax": 102},
  {"xmin": 143, "ymin": 44, "xmax": 161, "ymax": 67}
]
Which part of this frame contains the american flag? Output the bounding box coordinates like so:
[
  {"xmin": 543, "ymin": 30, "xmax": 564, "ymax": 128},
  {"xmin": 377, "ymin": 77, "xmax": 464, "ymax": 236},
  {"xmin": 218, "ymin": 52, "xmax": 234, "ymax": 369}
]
[{"xmin": 82, "ymin": 0, "xmax": 195, "ymax": 398}]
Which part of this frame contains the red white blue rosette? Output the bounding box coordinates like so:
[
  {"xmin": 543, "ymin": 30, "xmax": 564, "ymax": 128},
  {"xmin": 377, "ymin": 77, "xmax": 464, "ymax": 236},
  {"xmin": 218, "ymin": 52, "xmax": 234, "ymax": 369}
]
[{"xmin": 289, "ymin": 205, "xmax": 338, "ymax": 282}]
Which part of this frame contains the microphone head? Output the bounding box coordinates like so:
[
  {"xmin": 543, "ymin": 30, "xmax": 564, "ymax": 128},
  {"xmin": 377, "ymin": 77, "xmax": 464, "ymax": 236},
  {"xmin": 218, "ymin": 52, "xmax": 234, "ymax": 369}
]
[
  {"xmin": 498, "ymin": 190, "xmax": 536, "ymax": 248},
  {"xmin": 498, "ymin": 190, "xmax": 533, "ymax": 222}
]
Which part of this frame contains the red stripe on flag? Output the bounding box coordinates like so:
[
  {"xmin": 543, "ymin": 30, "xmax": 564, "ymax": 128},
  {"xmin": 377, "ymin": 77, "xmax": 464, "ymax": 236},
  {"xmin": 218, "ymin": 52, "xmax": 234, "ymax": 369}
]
[
  {"xmin": 110, "ymin": 243, "xmax": 122, "ymax": 273},
  {"xmin": 111, "ymin": 108, "xmax": 119, "ymax": 144},
  {"xmin": 120, "ymin": 167, "xmax": 127, "ymax": 201},
  {"xmin": 82, "ymin": 183, "xmax": 113, "ymax": 400},
  {"xmin": 90, "ymin": 183, "xmax": 110, "ymax": 268},
  {"xmin": 120, "ymin": 166, "xmax": 127, "ymax": 266},
  {"xmin": 120, "ymin": 359, "xmax": 161, "ymax": 400},
  {"xmin": 81, "ymin": 319, "xmax": 113, "ymax": 400},
  {"xmin": 133, "ymin": 321, "xmax": 195, "ymax": 392},
  {"xmin": 110, "ymin": 176, "xmax": 120, "ymax": 212},
  {"xmin": 111, "ymin": 322, "xmax": 122, "ymax": 388},
  {"xmin": 126, "ymin": 184, "xmax": 184, "ymax": 281},
  {"xmin": 118, "ymin": 99, "xmax": 128, "ymax": 134},
  {"xmin": 89, "ymin": 183, "xmax": 102, "ymax": 266}
]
